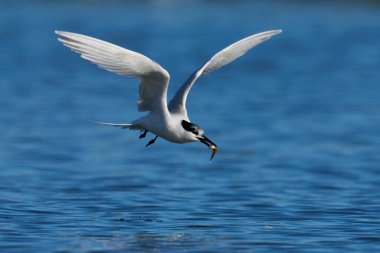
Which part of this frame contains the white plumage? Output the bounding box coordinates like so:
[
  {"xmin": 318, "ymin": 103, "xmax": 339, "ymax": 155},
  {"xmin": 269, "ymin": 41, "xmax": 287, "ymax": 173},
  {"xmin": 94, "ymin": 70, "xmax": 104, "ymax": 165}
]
[{"xmin": 56, "ymin": 29, "xmax": 281, "ymax": 160}]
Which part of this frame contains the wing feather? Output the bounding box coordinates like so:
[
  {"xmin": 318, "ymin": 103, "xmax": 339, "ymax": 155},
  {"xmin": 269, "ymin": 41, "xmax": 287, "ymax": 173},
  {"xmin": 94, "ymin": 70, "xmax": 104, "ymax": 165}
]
[
  {"xmin": 56, "ymin": 31, "xmax": 170, "ymax": 112},
  {"xmin": 169, "ymin": 30, "xmax": 281, "ymax": 114}
]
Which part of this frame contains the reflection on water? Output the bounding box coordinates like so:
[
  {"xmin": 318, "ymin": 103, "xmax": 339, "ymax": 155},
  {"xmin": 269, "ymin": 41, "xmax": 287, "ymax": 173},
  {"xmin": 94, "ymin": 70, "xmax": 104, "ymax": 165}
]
[{"xmin": 1, "ymin": 0, "xmax": 380, "ymax": 252}]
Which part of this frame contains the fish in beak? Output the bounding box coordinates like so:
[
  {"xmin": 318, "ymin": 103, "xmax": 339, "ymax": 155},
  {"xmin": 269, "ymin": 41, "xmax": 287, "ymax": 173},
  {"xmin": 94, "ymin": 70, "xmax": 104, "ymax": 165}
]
[{"xmin": 198, "ymin": 136, "xmax": 219, "ymax": 161}]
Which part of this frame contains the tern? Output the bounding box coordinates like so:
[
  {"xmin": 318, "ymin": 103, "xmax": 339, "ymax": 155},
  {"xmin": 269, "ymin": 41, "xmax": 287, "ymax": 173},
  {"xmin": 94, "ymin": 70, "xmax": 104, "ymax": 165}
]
[{"xmin": 56, "ymin": 29, "xmax": 281, "ymax": 160}]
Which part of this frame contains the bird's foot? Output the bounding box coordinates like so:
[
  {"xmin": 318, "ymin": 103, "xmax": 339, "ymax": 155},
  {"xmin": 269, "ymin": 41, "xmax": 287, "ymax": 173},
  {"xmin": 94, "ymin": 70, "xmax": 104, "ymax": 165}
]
[
  {"xmin": 146, "ymin": 135, "xmax": 158, "ymax": 147},
  {"xmin": 139, "ymin": 130, "xmax": 147, "ymax": 139}
]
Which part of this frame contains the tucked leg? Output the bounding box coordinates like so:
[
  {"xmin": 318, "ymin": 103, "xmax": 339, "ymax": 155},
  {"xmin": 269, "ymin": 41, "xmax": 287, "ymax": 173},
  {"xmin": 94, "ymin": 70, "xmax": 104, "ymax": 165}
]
[
  {"xmin": 139, "ymin": 130, "xmax": 147, "ymax": 139},
  {"xmin": 146, "ymin": 135, "xmax": 158, "ymax": 147}
]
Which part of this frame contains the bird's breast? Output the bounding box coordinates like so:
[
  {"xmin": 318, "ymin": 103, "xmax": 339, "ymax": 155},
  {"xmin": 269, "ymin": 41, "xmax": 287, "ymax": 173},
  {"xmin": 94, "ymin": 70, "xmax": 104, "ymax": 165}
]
[{"xmin": 140, "ymin": 114, "xmax": 193, "ymax": 144}]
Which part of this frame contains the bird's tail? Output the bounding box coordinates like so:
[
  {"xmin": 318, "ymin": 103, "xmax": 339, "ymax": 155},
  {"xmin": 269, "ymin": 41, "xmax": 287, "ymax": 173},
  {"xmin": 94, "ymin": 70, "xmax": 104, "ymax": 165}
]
[{"xmin": 87, "ymin": 120, "xmax": 133, "ymax": 129}]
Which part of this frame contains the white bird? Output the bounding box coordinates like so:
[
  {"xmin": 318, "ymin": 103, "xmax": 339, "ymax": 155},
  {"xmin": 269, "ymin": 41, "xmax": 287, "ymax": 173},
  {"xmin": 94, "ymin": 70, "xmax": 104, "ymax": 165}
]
[{"xmin": 56, "ymin": 29, "xmax": 281, "ymax": 160}]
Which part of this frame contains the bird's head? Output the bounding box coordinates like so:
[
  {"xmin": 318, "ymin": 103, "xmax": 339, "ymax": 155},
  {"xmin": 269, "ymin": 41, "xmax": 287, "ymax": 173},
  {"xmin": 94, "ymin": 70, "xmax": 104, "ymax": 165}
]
[{"xmin": 181, "ymin": 120, "xmax": 218, "ymax": 161}]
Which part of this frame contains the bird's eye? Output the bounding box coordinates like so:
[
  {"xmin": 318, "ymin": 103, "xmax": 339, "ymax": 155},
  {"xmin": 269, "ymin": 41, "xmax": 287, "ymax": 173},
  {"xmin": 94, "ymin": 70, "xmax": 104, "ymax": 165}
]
[{"xmin": 181, "ymin": 120, "xmax": 200, "ymax": 135}]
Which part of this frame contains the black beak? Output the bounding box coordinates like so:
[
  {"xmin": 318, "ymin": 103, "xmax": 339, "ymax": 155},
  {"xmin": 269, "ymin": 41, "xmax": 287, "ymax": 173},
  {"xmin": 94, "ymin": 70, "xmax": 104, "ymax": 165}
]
[{"xmin": 197, "ymin": 136, "xmax": 219, "ymax": 161}]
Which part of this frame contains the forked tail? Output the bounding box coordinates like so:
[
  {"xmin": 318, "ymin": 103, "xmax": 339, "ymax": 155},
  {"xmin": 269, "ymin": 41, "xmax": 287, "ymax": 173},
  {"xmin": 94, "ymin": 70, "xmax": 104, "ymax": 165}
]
[{"xmin": 88, "ymin": 120, "xmax": 134, "ymax": 129}]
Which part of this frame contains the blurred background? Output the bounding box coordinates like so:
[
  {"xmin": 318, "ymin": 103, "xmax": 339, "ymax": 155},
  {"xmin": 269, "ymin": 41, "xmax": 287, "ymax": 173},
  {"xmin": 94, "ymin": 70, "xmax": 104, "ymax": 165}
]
[{"xmin": 1, "ymin": 0, "xmax": 380, "ymax": 252}]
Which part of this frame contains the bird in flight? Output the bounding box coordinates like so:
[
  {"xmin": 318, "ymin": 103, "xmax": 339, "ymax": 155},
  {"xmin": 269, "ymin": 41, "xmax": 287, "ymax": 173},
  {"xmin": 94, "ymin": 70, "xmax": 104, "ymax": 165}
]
[{"xmin": 56, "ymin": 29, "xmax": 281, "ymax": 161}]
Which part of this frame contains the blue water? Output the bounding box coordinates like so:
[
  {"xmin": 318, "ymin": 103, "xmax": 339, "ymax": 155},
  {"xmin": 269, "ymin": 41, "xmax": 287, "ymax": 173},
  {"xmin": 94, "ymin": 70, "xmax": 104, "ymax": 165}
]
[{"xmin": 1, "ymin": 1, "xmax": 380, "ymax": 252}]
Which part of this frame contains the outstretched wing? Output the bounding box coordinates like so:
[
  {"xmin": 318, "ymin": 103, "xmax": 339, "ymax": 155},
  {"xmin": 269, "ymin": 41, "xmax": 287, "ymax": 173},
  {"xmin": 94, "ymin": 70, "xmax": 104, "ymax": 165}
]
[
  {"xmin": 56, "ymin": 31, "xmax": 170, "ymax": 112},
  {"xmin": 169, "ymin": 30, "xmax": 282, "ymax": 115}
]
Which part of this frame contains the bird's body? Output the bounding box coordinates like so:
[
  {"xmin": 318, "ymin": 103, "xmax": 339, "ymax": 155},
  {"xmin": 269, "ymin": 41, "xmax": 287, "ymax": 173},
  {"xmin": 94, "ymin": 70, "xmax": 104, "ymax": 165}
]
[
  {"xmin": 56, "ymin": 29, "xmax": 281, "ymax": 160},
  {"xmin": 133, "ymin": 112, "xmax": 191, "ymax": 143}
]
